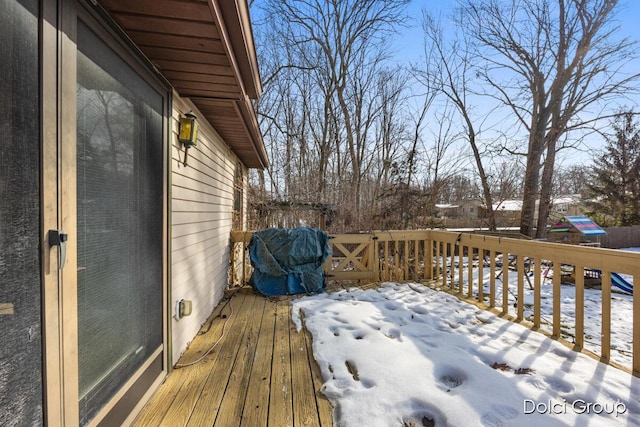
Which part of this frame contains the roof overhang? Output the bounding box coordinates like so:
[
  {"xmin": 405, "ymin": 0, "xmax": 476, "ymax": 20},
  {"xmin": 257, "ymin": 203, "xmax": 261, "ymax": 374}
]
[{"xmin": 98, "ymin": 0, "xmax": 268, "ymax": 169}]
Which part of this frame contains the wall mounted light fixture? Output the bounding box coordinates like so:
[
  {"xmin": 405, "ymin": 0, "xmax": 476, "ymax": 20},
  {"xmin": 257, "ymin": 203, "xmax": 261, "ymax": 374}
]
[{"xmin": 179, "ymin": 112, "xmax": 198, "ymax": 166}]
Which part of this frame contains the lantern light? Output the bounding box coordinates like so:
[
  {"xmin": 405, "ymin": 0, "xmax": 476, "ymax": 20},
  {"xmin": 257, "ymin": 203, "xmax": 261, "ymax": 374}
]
[{"xmin": 179, "ymin": 112, "xmax": 198, "ymax": 166}]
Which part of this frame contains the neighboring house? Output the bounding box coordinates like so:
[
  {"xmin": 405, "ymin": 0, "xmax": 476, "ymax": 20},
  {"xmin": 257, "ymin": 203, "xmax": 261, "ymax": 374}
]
[
  {"xmin": 492, "ymin": 199, "xmax": 526, "ymax": 227},
  {"xmin": 550, "ymin": 194, "xmax": 584, "ymax": 219},
  {"xmin": 0, "ymin": 1, "xmax": 266, "ymax": 426},
  {"xmin": 457, "ymin": 198, "xmax": 483, "ymax": 218},
  {"xmin": 492, "ymin": 196, "xmax": 584, "ymax": 228},
  {"xmin": 435, "ymin": 200, "xmax": 483, "ymax": 220},
  {"xmin": 434, "ymin": 200, "xmax": 488, "ymax": 228},
  {"xmin": 434, "ymin": 203, "xmax": 459, "ymax": 218}
]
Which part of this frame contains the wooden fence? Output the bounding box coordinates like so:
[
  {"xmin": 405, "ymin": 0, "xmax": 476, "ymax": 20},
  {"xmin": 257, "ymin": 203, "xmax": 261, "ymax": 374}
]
[
  {"xmin": 602, "ymin": 225, "xmax": 640, "ymax": 248},
  {"xmin": 229, "ymin": 229, "xmax": 640, "ymax": 376}
]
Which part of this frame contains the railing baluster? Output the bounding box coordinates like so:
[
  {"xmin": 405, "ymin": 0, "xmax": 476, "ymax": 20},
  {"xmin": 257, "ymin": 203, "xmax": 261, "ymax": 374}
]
[
  {"xmin": 393, "ymin": 241, "xmax": 399, "ymax": 281},
  {"xmin": 516, "ymin": 255, "xmax": 524, "ymax": 321},
  {"xmin": 467, "ymin": 246, "xmax": 474, "ymax": 299},
  {"xmin": 634, "ymin": 272, "xmax": 640, "ymax": 374},
  {"xmin": 502, "ymin": 253, "xmax": 509, "ymax": 316},
  {"xmin": 478, "ymin": 250, "xmax": 484, "ymax": 303},
  {"xmin": 372, "ymin": 236, "xmax": 379, "ymax": 281},
  {"xmin": 413, "ymin": 239, "xmax": 420, "ymax": 282},
  {"xmin": 533, "ymin": 258, "xmax": 541, "ymax": 329},
  {"xmin": 552, "ymin": 260, "xmax": 561, "ymax": 338},
  {"xmin": 384, "ymin": 241, "xmax": 389, "ymax": 282},
  {"xmin": 574, "ymin": 264, "xmax": 584, "ymax": 349},
  {"xmin": 601, "ymin": 270, "xmax": 611, "ymax": 361},
  {"xmin": 435, "ymin": 241, "xmax": 441, "ymax": 284},
  {"xmin": 458, "ymin": 244, "xmax": 464, "ymax": 294},
  {"xmin": 420, "ymin": 239, "xmax": 426, "ymax": 281},
  {"xmin": 442, "ymin": 242, "xmax": 449, "ymax": 288},
  {"xmin": 242, "ymin": 236, "xmax": 247, "ymax": 284},
  {"xmin": 489, "ymin": 250, "xmax": 496, "ymax": 308},
  {"xmin": 404, "ymin": 239, "xmax": 409, "ymax": 280}
]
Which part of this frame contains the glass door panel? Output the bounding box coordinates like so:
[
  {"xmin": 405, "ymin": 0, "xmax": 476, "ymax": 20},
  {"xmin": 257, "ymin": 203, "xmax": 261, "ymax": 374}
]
[{"xmin": 76, "ymin": 20, "xmax": 164, "ymax": 425}]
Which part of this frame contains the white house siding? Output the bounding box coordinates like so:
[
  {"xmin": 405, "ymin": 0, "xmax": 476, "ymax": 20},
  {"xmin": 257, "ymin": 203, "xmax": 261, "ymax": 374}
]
[{"xmin": 170, "ymin": 94, "xmax": 244, "ymax": 363}]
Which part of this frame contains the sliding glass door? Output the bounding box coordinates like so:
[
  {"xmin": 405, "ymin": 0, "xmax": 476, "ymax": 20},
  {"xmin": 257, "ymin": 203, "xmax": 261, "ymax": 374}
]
[{"xmin": 75, "ymin": 17, "xmax": 166, "ymax": 425}]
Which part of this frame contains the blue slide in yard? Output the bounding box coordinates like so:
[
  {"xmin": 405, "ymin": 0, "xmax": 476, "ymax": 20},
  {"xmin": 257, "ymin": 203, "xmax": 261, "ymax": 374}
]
[{"xmin": 611, "ymin": 272, "xmax": 633, "ymax": 294}]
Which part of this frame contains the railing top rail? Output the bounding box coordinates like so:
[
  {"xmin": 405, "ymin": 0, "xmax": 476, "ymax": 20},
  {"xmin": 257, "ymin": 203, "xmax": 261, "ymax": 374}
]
[
  {"xmin": 430, "ymin": 229, "xmax": 640, "ymax": 274},
  {"xmin": 231, "ymin": 228, "xmax": 640, "ymax": 275}
]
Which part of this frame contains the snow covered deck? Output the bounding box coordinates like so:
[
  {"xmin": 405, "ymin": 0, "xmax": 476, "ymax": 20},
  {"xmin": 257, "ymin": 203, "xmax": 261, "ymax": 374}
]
[
  {"xmin": 132, "ymin": 229, "xmax": 640, "ymax": 426},
  {"xmin": 230, "ymin": 229, "xmax": 640, "ymax": 374},
  {"xmin": 132, "ymin": 279, "xmax": 640, "ymax": 426}
]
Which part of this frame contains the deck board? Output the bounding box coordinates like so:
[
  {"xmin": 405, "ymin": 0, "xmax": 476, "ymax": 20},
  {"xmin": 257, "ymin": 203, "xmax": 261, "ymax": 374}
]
[
  {"xmin": 213, "ymin": 296, "xmax": 266, "ymax": 425},
  {"xmin": 133, "ymin": 292, "xmax": 241, "ymax": 426},
  {"xmin": 267, "ymin": 299, "xmax": 294, "ymax": 427},
  {"xmin": 240, "ymin": 297, "xmax": 276, "ymax": 426},
  {"xmin": 303, "ymin": 325, "xmax": 334, "ymax": 427},
  {"xmin": 167, "ymin": 292, "xmax": 253, "ymax": 426},
  {"xmin": 290, "ymin": 312, "xmax": 321, "ymax": 426},
  {"xmin": 133, "ymin": 287, "xmax": 341, "ymax": 427},
  {"xmin": 185, "ymin": 292, "xmax": 258, "ymax": 426}
]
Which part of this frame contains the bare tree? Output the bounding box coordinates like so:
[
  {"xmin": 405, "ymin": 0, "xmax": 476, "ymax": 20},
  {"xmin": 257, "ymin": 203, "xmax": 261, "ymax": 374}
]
[
  {"xmin": 259, "ymin": 0, "xmax": 410, "ymax": 231},
  {"xmin": 461, "ymin": 0, "xmax": 640, "ymax": 237},
  {"xmin": 418, "ymin": 13, "xmax": 498, "ymax": 230}
]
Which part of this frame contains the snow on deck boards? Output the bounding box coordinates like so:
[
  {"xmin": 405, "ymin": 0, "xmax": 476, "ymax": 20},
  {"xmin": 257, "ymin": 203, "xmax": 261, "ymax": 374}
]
[{"xmin": 132, "ymin": 286, "xmax": 334, "ymax": 427}]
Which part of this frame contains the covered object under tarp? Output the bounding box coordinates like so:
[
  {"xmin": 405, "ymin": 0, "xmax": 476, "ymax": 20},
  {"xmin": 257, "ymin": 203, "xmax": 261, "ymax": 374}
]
[{"xmin": 248, "ymin": 227, "xmax": 332, "ymax": 296}]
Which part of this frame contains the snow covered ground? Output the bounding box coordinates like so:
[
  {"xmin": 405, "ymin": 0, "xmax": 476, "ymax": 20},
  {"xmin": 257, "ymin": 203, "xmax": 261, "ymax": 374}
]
[
  {"xmin": 292, "ymin": 282, "xmax": 640, "ymax": 427},
  {"xmin": 450, "ymin": 253, "xmax": 635, "ymax": 369}
]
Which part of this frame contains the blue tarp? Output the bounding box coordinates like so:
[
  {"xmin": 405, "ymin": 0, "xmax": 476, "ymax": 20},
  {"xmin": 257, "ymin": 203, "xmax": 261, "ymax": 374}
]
[{"xmin": 248, "ymin": 227, "xmax": 332, "ymax": 296}]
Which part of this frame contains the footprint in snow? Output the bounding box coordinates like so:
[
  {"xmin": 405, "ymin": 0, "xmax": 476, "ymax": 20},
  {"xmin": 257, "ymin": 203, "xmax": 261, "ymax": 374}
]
[
  {"xmin": 434, "ymin": 365, "xmax": 466, "ymax": 393},
  {"xmin": 384, "ymin": 301, "xmax": 402, "ymax": 311},
  {"xmin": 402, "ymin": 399, "xmax": 447, "ymax": 427},
  {"xmin": 447, "ymin": 321, "xmax": 461, "ymax": 329},
  {"xmin": 411, "ymin": 305, "xmax": 430, "ymax": 315},
  {"xmin": 352, "ymin": 330, "xmax": 368, "ymax": 340},
  {"xmin": 480, "ymin": 404, "xmax": 518, "ymax": 427},
  {"xmin": 545, "ymin": 377, "xmax": 574, "ymax": 394},
  {"xmin": 384, "ymin": 327, "xmax": 402, "ymax": 340}
]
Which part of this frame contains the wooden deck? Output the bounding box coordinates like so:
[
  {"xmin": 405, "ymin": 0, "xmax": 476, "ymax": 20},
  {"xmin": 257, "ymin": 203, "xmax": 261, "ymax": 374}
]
[{"xmin": 132, "ymin": 284, "xmax": 356, "ymax": 427}]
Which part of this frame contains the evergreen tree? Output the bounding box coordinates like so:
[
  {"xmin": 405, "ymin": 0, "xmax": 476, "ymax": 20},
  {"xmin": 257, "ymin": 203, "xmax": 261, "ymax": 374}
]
[{"xmin": 587, "ymin": 111, "xmax": 640, "ymax": 226}]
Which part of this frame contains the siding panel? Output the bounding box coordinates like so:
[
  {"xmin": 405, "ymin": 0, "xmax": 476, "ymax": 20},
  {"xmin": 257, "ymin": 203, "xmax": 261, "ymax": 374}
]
[{"xmin": 170, "ymin": 94, "xmax": 243, "ymax": 364}]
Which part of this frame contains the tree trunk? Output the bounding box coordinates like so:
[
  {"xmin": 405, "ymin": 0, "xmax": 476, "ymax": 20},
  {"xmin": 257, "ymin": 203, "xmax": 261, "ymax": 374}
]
[
  {"xmin": 535, "ymin": 140, "xmax": 557, "ymax": 239},
  {"xmin": 519, "ymin": 127, "xmax": 546, "ymax": 237}
]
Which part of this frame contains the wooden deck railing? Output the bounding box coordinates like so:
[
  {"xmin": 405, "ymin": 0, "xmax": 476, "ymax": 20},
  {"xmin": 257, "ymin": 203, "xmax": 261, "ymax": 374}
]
[{"xmin": 229, "ymin": 229, "xmax": 640, "ymax": 376}]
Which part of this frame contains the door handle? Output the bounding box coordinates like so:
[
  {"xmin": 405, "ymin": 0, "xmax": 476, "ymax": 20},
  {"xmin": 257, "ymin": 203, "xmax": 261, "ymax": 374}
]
[{"xmin": 48, "ymin": 229, "xmax": 68, "ymax": 270}]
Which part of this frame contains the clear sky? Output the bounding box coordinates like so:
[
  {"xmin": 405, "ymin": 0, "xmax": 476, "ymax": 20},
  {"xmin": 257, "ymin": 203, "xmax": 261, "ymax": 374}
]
[{"xmin": 396, "ymin": 0, "xmax": 640, "ymax": 59}]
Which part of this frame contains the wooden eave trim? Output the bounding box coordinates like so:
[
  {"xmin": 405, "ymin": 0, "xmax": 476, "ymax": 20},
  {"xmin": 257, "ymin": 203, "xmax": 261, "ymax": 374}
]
[
  {"xmin": 233, "ymin": 97, "xmax": 269, "ymax": 169},
  {"xmin": 214, "ymin": 0, "xmax": 262, "ymax": 99}
]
